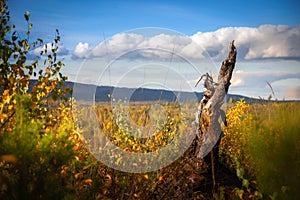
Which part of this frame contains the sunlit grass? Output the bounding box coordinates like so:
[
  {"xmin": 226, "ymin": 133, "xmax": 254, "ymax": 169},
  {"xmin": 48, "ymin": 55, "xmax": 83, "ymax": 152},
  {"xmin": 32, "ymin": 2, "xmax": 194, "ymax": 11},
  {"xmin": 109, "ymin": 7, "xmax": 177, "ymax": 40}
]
[
  {"xmin": 76, "ymin": 100, "xmax": 197, "ymax": 153},
  {"xmin": 220, "ymin": 100, "xmax": 300, "ymax": 199}
]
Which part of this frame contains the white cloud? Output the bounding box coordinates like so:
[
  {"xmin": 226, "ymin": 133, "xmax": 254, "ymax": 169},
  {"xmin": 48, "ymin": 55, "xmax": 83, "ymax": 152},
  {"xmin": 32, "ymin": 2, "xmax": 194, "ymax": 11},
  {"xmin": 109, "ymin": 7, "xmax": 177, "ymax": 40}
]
[
  {"xmin": 230, "ymin": 70, "xmax": 245, "ymax": 86},
  {"xmin": 32, "ymin": 42, "xmax": 69, "ymax": 56},
  {"xmin": 91, "ymin": 33, "xmax": 144, "ymax": 57},
  {"xmin": 231, "ymin": 78, "xmax": 244, "ymax": 87},
  {"xmin": 72, "ymin": 25, "xmax": 300, "ymax": 61},
  {"xmin": 72, "ymin": 33, "xmax": 204, "ymax": 60},
  {"xmin": 192, "ymin": 24, "xmax": 300, "ymax": 60},
  {"xmin": 73, "ymin": 42, "xmax": 91, "ymax": 59}
]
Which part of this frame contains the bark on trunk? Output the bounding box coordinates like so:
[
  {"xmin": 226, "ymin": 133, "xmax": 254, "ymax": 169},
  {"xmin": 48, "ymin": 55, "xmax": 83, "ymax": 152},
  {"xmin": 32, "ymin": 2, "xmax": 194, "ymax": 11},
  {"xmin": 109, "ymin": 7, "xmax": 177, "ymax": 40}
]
[{"xmin": 194, "ymin": 40, "xmax": 237, "ymax": 158}]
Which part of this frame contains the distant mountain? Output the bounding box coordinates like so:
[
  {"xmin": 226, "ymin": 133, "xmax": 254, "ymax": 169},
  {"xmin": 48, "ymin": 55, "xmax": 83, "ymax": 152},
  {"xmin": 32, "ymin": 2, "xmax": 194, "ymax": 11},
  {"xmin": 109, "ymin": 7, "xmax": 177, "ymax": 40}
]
[
  {"xmin": 69, "ymin": 81, "xmax": 201, "ymax": 102},
  {"xmin": 67, "ymin": 81, "xmax": 254, "ymax": 103},
  {"xmin": 29, "ymin": 80, "xmax": 254, "ymax": 103}
]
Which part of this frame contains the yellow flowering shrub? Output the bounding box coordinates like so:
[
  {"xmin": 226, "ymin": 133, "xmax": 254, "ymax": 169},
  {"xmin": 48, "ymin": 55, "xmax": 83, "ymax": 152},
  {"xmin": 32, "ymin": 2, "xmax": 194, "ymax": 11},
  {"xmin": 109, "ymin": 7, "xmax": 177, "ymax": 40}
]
[
  {"xmin": 220, "ymin": 98, "xmax": 300, "ymax": 199},
  {"xmin": 220, "ymin": 99, "xmax": 251, "ymax": 172}
]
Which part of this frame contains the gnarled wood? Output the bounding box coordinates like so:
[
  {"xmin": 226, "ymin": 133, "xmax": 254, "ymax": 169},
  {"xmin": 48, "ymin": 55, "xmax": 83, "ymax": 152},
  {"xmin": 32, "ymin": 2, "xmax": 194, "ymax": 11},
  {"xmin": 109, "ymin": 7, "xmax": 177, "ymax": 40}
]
[{"xmin": 194, "ymin": 40, "xmax": 236, "ymax": 158}]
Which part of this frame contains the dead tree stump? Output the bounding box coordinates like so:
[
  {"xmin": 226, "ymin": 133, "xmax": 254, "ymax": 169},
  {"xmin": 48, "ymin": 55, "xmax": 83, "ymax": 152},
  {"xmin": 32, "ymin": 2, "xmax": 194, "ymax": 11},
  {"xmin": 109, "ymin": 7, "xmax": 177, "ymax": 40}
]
[
  {"xmin": 194, "ymin": 40, "xmax": 237, "ymax": 159},
  {"xmin": 190, "ymin": 40, "xmax": 236, "ymax": 193}
]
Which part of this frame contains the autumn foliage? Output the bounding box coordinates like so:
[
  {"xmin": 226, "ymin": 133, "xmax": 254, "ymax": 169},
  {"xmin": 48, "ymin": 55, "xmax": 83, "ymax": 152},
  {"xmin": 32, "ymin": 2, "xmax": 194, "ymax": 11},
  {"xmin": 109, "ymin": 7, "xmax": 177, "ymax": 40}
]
[
  {"xmin": 1, "ymin": 1, "xmax": 299, "ymax": 199},
  {"xmin": 0, "ymin": 1, "xmax": 88, "ymax": 199}
]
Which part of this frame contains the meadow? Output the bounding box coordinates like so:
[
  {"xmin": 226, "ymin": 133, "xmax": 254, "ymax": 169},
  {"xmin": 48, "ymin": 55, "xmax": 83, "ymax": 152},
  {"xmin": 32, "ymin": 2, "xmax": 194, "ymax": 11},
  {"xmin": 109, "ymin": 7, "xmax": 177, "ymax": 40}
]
[
  {"xmin": 1, "ymin": 2, "xmax": 299, "ymax": 199},
  {"xmin": 1, "ymin": 95, "xmax": 299, "ymax": 199}
]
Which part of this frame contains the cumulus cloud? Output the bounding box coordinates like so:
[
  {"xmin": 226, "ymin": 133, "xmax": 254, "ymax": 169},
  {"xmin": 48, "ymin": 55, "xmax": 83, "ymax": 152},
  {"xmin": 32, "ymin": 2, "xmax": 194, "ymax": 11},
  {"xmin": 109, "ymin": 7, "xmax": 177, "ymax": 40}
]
[
  {"xmin": 72, "ymin": 24, "xmax": 300, "ymax": 61},
  {"xmin": 72, "ymin": 33, "xmax": 204, "ymax": 60},
  {"xmin": 192, "ymin": 24, "xmax": 300, "ymax": 60},
  {"xmin": 32, "ymin": 42, "xmax": 69, "ymax": 56},
  {"xmin": 73, "ymin": 42, "xmax": 91, "ymax": 59},
  {"xmin": 91, "ymin": 33, "xmax": 144, "ymax": 57}
]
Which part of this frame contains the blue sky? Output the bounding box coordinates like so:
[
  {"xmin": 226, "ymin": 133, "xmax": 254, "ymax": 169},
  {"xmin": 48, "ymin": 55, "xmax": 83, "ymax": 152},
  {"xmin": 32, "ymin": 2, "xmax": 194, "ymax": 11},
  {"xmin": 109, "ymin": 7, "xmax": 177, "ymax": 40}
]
[
  {"xmin": 9, "ymin": 0, "xmax": 300, "ymax": 47},
  {"xmin": 8, "ymin": 0, "xmax": 300, "ymax": 100}
]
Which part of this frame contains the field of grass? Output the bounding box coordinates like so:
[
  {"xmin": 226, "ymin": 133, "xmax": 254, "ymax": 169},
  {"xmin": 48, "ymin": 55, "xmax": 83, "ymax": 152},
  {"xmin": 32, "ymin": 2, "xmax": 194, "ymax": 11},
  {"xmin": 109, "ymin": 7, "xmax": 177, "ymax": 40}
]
[
  {"xmin": 1, "ymin": 3, "xmax": 299, "ymax": 198},
  {"xmin": 2, "ymin": 95, "xmax": 299, "ymax": 199},
  {"xmin": 76, "ymin": 100, "xmax": 196, "ymax": 153}
]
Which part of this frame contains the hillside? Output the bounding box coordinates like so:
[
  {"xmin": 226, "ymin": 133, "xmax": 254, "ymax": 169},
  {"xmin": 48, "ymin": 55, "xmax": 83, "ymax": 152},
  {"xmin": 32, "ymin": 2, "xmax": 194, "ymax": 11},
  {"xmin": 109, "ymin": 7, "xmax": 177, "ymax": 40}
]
[{"xmin": 29, "ymin": 80, "xmax": 252, "ymax": 103}]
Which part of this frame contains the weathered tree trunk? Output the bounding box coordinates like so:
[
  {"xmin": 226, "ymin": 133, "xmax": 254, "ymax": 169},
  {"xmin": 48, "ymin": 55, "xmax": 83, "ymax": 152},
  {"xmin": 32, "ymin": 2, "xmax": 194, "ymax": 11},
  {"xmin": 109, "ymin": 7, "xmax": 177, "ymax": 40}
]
[
  {"xmin": 194, "ymin": 40, "xmax": 237, "ymax": 159},
  {"xmin": 190, "ymin": 40, "xmax": 236, "ymax": 193}
]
